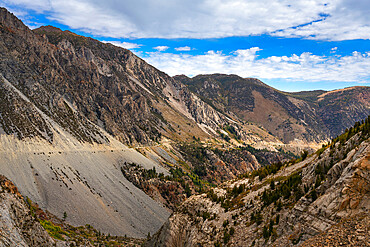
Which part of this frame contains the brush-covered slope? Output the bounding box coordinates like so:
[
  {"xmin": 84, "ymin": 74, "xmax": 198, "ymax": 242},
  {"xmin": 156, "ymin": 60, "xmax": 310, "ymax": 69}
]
[
  {"xmin": 175, "ymin": 74, "xmax": 370, "ymax": 144},
  {"xmin": 149, "ymin": 116, "xmax": 370, "ymax": 246}
]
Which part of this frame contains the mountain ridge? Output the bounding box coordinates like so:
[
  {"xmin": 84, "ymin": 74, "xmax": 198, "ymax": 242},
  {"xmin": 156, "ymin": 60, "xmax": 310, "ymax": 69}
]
[
  {"xmin": 1, "ymin": 7, "xmax": 368, "ymax": 149},
  {"xmin": 175, "ymin": 74, "xmax": 370, "ymax": 143},
  {"xmin": 0, "ymin": 7, "xmax": 369, "ymax": 241},
  {"xmin": 0, "ymin": 8, "xmax": 270, "ymax": 237}
]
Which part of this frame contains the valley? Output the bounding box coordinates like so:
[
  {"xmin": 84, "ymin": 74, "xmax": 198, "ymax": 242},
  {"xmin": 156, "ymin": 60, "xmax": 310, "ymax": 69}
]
[
  {"xmin": 0, "ymin": 7, "xmax": 369, "ymax": 246},
  {"xmin": 149, "ymin": 117, "xmax": 370, "ymax": 246}
]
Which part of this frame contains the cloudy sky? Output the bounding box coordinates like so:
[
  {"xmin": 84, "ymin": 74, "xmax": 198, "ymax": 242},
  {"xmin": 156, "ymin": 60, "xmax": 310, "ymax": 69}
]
[{"xmin": 1, "ymin": 0, "xmax": 370, "ymax": 91}]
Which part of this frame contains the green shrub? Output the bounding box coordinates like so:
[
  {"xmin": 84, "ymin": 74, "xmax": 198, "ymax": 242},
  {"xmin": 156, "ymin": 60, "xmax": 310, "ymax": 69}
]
[
  {"xmin": 40, "ymin": 220, "xmax": 69, "ymax": 240},
  {"xmin": 223, "ymin": 230, "xmax": 231, "ymax": 244},
  {"xmin": 229, "ymin": 227, "xmax": 235, "ymax": 236}
]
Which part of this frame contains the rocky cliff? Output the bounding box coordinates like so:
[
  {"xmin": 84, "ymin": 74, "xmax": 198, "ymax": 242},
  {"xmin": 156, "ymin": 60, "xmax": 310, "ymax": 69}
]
[
  {"xmin": 0, "ymin": 7, "xmax": 256, "ymax": 147},
  {"xmin": 1, "ymin": 6, "xmax": 369, "ymax": 241},
  {"xmin": 0, "ymin": 175, "xmax": 58, "ymax": 246},
  {"xmin": 149, "ymin": 117, "xmax": 370, "ymax": 246}
]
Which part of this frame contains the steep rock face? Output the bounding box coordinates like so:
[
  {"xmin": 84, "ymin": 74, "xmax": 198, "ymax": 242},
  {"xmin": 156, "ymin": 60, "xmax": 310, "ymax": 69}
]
[
  {"xmin": 149, "ymin": 125, "xmax": 370, "ymax": 246},
  {"xmin": 0, "ymin": 8, "xmax": 253, "ymax": 147},
  {"xmin": 0, "ymin": 175, "xmax": 57, "ymax": 247},
  {"xmin": 315, "ymin": 87, "xmax": 370, "ymax": 138},
  {"xmin": 0, "ymin": 54, "xmax": 170, "ymax": 237},
  {"xmin": 0, "ymin": 9, "xmax": 176, "ymax": 237},
  {"xmin": 175, "ymin": 74, "xmax": 370, "ymax": 143},
  {"xmin": 0, "ymin": 9, "xmax": 271, "ymax": 236}
]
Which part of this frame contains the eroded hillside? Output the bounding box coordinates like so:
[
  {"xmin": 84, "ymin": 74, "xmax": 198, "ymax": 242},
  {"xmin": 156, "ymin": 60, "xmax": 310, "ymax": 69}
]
[
  {"xmin": 149, "ymin": 117, "xmax": 370, "ymax": 246},
  {"xmin": 0, "ymin": 8, "xmax": 270, "ymax": 237},
  {"xmin": 0, "ymin": 6, "xmax": 369, "ymax": 243},
  {"xmin": 175, "ymin": 74, "xmax": 370, "ymax": 144},
  {"xmin": 0, "ymin": 175, "xmax": 57, "ymax": 246}
]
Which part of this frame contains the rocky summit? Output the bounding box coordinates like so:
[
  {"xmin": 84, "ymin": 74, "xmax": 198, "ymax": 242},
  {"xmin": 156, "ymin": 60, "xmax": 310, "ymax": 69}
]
[{"xmin": 0, "ymin": 7, "xmax": 369, "ymax": 246}]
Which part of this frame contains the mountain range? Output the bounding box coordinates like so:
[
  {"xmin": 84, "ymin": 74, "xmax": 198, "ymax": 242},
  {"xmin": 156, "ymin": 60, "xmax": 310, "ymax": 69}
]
[
  {"xmin": 0, "ymin": 7, "xmax": 369, "ymax": 245},
  {"xmin": 176, "ymin": 74, "xmax": 370, "ymax": 143}
]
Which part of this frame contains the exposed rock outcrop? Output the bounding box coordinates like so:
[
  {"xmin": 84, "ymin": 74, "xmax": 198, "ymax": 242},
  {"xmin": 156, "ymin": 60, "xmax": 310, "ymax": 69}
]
[
  {"xmin": 0, "ymin": 175, "xmax": 57, "ymax": 246},
  {"xmin": 0, "ymin": 7, "xmax": 369, "ymax": 242},
  {"xmin": 149, "ymin": 121, "xmax": 370, "ymax": 246}
]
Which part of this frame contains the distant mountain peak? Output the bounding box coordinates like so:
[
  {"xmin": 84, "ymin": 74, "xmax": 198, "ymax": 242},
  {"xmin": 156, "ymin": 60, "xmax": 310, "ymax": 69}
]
[
  {"xmin": 34, "ymin": 25, "xmax": 63, "ymax": 33},
  {"xmin": 0, "ymin": 7, "xmax": 29, "ymax": 31},
  {"xmin": 318, "ymin": 86, "xmax": 368, "ymax": 98},
  {"xmin": 34, "ymin": 25, "xmax": 85, "ymax": 38}
]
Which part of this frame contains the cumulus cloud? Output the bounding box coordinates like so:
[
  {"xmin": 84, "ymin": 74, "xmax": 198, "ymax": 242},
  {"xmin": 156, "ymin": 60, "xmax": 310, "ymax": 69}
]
[
  {"xmin": 102, "ymin": 41, "xmax": 142, "ymax": 49},
  {"xmin": 4, "ymin": 0, "xmax": 370, "ymax": 40},
  {"xmin": 142, "ymin": 48, "xmax": 370, "ymax": 83},
  {"xmin": 175, "ymin": 46, "xmax": 192, "ymax": 51},
  {"xmin": 330, "ymin": 47, "xmax": 338, "ymax": 53},
  {"xmin": 153, "ymin": 46, "xmax": 169, "ymax": 51}
]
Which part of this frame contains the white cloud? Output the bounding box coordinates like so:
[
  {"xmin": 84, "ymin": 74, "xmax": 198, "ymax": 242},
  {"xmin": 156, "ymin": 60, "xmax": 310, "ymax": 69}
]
[
  {"xmin": 153, "ymin": 46, "xmax": 169, "ymax": 51},
  {"xmin": 175, "ymin": 46, "xmax": 192, "ymax": 51},
  {"xmin": 4, "ymin": 0, "xmax": 370, "ymax": 40},
  {"xmin": 3, "ymin": 0, "xmax": 51, "ymax": 13},
  {"xmin": 272, "ymin": 0, "xmax": 370, "ymax": 41},
  {"xmin": 102, "ymin": 41, "xmax": 142, "ymax": 49},
  {"xmin": 142, "ymin": 48, "xmax": 370, "ymax": 83}
]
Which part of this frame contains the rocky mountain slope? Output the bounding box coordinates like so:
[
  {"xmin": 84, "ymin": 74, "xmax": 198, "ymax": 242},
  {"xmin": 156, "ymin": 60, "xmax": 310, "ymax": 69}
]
[
  {"xmin": 175, "ymin": 74, "xmax": 370, "ymax": 144},
  {"xmin": 0, "ymin": 174, "xmax": 149, "ymax": 246},
  {"xmin": 0, "ymin": 175, "xmax": 58, "ymax": 246},
  {"xmin": 0, "ymin": 8, "xmax": 176, "ymax": 237},
  {"xmin": 0, "ymin": 7, "xmax": 271, "ymax": 238},
  {"xmin": 1, "ymin": 7, "xmax": 258, "ymax": 147},
  {"xmin": 0, "ymin": 71, "xmax": 170, "ymax": 237},
  {"xmin": 149, "ymin": 116, "xmax": 370, "ymax": 246},
  {"xmin": 0, "ymin": 6, "xmax": 369, "ymax": 242}
]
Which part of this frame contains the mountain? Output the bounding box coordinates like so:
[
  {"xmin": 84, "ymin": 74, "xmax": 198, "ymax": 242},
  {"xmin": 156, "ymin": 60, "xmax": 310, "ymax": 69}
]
[
  {"xmin": 0, "ymin": 7, "xmax": 269, "ymax": 237},
  {"xmin": 175, "ymin": 74, "xmax": 370, "ymax": 144},
  {"xmin": 1, "ymin": 7, "xmax": 240, "ymax": 147},
  {"xmin": 0, "ymin": 8, "xmax": 173, "ymax": 237},
  {"xmin": 0, "ymin": 7, "xmax": 369, "ymax": 241},
  {"xmin": 148, "ymin": 117, "xmax": 370, "ymax": 246}
]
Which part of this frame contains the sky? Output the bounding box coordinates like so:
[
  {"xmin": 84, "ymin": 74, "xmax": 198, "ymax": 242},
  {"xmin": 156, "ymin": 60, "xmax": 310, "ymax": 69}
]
[{"xmin": 1, "ymin": 0, "xmax": 370, "ymax": 92}]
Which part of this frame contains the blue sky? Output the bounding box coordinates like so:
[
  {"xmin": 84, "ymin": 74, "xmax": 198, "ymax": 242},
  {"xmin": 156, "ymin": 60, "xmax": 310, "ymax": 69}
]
[{"xmin": 1, "ymin": 0, "xmax": 370, "ymax": 92}]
